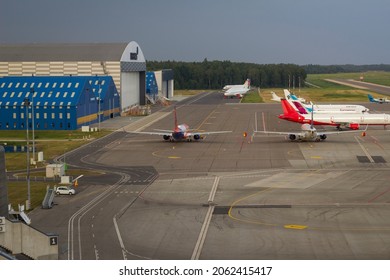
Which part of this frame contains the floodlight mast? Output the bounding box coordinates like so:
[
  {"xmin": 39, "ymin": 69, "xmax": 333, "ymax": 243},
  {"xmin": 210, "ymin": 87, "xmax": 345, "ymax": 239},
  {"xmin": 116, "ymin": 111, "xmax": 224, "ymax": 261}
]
[{"xmin": 24, "ymin": 97, "xmax": 31, "ymax": 210}]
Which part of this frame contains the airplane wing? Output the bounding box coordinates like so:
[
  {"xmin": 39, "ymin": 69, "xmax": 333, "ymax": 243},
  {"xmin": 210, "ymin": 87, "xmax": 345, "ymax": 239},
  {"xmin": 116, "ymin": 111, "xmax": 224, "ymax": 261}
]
[
  {"xmin": 254, "ymin": 130, "xmax": 300, "ymax": 136},
  {"xmin": 188, "ymin": 131, "xmax": 232, "ymax": 136},
  {"xmin": 127, "ymin": 131, "xmax": 172, "ymax": 136}
]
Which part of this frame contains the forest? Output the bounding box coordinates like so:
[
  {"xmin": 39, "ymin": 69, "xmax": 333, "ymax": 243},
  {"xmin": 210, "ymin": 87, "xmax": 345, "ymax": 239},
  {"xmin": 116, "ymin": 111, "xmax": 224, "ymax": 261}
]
[{"xmin": 147, "ymin": 59, "xmax": 306, "ymax": 90}]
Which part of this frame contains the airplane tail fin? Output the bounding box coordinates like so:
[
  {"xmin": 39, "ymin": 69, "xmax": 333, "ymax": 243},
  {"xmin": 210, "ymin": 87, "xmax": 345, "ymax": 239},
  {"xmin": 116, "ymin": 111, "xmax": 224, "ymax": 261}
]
[
  {"xmin": 368, "ymin": 94, "xmax": 375, "ymax": 102},
  {"xmin": 292, "ymin": 100, "xmax": 309, "ymax": 114},
  {"xmin": 279, "ymin": 99, "xmax": 305, "ymax": 123},
  {"xmin": 281, "ymin": 98, "xmax": 298, "ymax": 115},
  {"xmin": 174, "ymin": 106, "xmax": 178, "ymax": 129},
  {"xmin": 271, "ymin": 92, "xmax": 281, "ymax": 102},
  {"xmin": 243, "ymin": 79, "xmax": 251, "ymax": 89}
]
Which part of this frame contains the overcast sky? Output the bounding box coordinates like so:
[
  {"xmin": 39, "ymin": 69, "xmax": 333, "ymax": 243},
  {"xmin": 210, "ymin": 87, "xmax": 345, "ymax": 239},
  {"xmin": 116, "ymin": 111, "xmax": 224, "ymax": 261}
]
[{"xmin": 1, "ymin": 0, "xmax": 389, "ymax": 65}]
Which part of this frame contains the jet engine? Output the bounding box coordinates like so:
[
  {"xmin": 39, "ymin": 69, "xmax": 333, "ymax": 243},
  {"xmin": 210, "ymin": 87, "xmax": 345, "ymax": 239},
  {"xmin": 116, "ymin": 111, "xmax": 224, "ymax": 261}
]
[
  {"xmin": 319, "ymin": 134, "xmax": 327, "ymax": 140},
  {"xmin": 193, "ymin": 134, "xmax": 201, "ymax": 140},
  {"xmin": 288, "ymin": 134, "xmax": 296, "ymax": 141},
  {"xmin": 163, "ymin": 135, "xmax": 171, "ymax": 141}
]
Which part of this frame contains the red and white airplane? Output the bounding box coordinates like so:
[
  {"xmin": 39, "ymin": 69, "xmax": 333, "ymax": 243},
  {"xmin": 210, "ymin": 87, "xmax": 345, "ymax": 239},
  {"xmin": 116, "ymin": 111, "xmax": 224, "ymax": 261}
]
[
  {"xmin": 222, "ymin": 78, "xmax": 250, "ymax": 91},
  {"xmin": 254, "ymin": 103, "xmax": 366, "ymax": 142},
  {"xmin": 223, "ymin": 79, "xmax": 251, "ymax": 98},
  {"xmin": 279, "ymin": 98, "xmax": 390, "ymax": 130},
  {"xmin": 129, "ymin": 107, "xmax": 231, "ymax": 141}
]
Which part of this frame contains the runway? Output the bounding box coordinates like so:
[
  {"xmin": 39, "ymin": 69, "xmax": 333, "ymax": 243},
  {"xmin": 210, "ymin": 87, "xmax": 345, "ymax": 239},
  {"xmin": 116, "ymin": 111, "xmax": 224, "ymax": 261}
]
[{"xmin": 29, "ymin": 91, "xmax": 390, "ymax": 259}]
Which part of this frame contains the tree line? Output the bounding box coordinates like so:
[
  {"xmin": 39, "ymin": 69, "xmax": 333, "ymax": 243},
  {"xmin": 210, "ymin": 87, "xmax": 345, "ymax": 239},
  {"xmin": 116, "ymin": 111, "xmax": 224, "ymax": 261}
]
[{"xmin": 147, "ymin": 59, "xmax": 306, "ymax": 90}]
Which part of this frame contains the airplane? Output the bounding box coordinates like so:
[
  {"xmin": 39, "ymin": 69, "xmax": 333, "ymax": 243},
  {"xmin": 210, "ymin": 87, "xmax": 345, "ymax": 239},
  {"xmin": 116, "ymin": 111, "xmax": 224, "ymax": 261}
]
[
  {"xmin": 128, "ymin": 107, "xmax": 231, "ymax": 141},
  {"xmin": 284, "ymin": 89, "xmax": 369, "ymax": 113},
  {"xmin": 224, "ymin": 79, "xmax": 251, "ymax": 98},
  {"xmin": 222, "ymin": 79, "xmax": 250, "ymax": 91},
  {"xmin": 368, "ymin": 94, "xmax": 390, "ymax": 104},
  {"xmin": 271, "ymin": 92, "xmax": 282, "ymax": 102},
  {"xmin": 278, "ymin": 98, "xmax": 390, "ymax": 130},
  {"xmin": 253, "ymin": 104, "xmax": 366, "ymax": 142}
]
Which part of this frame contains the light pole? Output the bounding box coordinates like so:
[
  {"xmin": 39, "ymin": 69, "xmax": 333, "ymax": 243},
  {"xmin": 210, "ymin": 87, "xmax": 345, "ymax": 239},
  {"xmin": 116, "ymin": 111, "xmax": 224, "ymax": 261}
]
[
  {"xmin": 24, "ymin": 98, "xmax": 31, "ymax": 210},
  {"xmin": 30, "ymin": 87, "xmax": 35, "ymax": 163},
  {"xmin": 98, "ymin": 79, "xmax": 101, "ymax": 132}
]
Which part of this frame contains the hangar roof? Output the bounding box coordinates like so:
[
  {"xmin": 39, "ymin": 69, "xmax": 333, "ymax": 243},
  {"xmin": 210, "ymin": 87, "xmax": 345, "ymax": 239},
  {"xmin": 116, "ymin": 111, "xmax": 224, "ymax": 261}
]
[{"xmin": 0, "ymin": 43, "xmax": 128, "ymax": 62}]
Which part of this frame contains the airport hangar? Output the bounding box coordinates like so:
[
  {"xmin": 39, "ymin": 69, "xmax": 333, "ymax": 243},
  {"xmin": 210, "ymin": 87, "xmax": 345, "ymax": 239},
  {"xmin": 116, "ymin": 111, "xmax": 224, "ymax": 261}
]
[{"xmin": 0, "ymin": 41, "xmax": 174, "ymax": 130}]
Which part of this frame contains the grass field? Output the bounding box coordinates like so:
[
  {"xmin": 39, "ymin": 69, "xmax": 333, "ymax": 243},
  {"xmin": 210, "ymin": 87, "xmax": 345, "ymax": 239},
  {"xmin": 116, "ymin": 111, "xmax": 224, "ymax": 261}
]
[{"xmin": 1, "ymin": 129, "xmax": 110, "ymax": 210}]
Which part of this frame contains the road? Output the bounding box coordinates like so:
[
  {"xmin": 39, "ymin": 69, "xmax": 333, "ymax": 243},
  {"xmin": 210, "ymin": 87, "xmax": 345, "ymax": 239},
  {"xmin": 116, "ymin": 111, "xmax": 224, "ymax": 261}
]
[
  {"xmin": 326, "ymin": 78, "xmax": 390, "ymax": 96},
  {"xmin": 29, "ymin": 91, "xmax": 390, "ymax": 259}
]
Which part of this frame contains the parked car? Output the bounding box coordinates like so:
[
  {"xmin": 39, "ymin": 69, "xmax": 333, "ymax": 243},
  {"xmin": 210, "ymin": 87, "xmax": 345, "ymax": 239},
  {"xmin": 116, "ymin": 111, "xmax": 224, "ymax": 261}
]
[{"xmin": 56, "ymin": 186, "xmax": 76, "ymax": 195}]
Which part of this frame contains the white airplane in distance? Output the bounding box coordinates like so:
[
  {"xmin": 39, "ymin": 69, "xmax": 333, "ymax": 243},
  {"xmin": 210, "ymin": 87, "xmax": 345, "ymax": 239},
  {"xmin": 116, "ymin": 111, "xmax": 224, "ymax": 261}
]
[
  {"xmin": 271, "ymin": 92, "xmax": 282, "ymax": 102},
  {"xmin": 284, "ymin": 89, "xmax": 369, "ymax": 113},
  {"xmin": 223, "ymin": 79, "xmax": 250, "ymax": 91},
  {"xmin": 224, "ymin": 79, "xmax": 251, "ymax": 98},
  {"xmin": 253, "ymin": 104, "xmax": 366, "ymax": 142},
  {"xmin": 368, "ymin": 94, "xmax": 390, "ymax": 104},
  {"xmin": 279, "ymin": 98, "xmax": 390, "ymax": 130},
  {"xmin": 128, "ymin": 107, "xmax": 231, "ymax": 142}
]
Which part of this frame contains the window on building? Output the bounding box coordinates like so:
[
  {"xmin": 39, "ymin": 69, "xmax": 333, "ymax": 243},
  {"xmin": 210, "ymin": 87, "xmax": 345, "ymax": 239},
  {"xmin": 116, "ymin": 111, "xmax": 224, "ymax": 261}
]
[
  {"xmin": 10, "ymin": 92, "xmax": 15, "ymax": 98},
  {"xmin": 13, "ymin": 113, "xmax": 16, "ymax": 119},
  {"xmin": 52, "ymin": 113, "xmax": 55, "ymax": 119},
  {"xmin": 68, "ymin": 82, "xmax": 72, "ymax": 88},
  {"xmin": 64, "ymin": 92, "xmax": 68, "ymax": 98},
  {"xmin": 60, "ymin": 83, "xmax": 64, "ymax": 88},
  {"xmin": 59, "ymin": 113, "xmax": 63, "ymax": 119},
  {"xmin": 60, "ymin": 123, "xmax": 63, "ymax": 128},
  {"xmin": 23, "ymin": 83, "xmax": 27, "ymax": 88},
  {"xmin": 53, "ymin": 82, "xmax": 57, "ymax": 88},
  {"xmin": 0, "ymin": 83, "xmax": 5, "ymax": 88},
  {"xmin": 2, "ymin": 92, "xmax": 7, "ymax": 98},
  {"xmin": 8, "ymin": 82, "xmax": 13, "ymax": 88},
  {"xmin": 55, "ymin": 92, "xmax": 60, "ymax": 98},
  {"xmin": 16, "ymin": 82, "xmax": 20, "ymax": 88},
  {"xmin": 40, "ymin": 92, "xmax": 45, "ymax": 98},
  {"xmin": 38, "ymin": 82, "xmax": 42, "ymax": 88},
  {"xmin": 45, "ymin": 82, "xmax": 49, "ymax": 88},
  {"xmin": 71, "ymin": 92, "xmax": 75, "ymax": 98},
  {"xmin": 67, "ymin": 113, "xmax": 71, "ymax": 119},
  {"xmin": 44, "ymin": 113, "xmax": 47, "ymax": 119},
  {"xmin": 36, "ymin": 113, "xmax": 39, "ymax": 119},
  {"xmin": 17, "ymin": 92, "xmax": 23, "ymax": 98},
  {"xmin": 75, "ymin": 83, "xmax": 79, "ymax": 88}
]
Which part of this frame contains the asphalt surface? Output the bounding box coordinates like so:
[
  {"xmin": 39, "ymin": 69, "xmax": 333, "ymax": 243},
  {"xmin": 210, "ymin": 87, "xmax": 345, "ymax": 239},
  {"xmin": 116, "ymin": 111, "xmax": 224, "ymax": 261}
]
[{"xmin": 29, "ymin": 91, "xmax": 390, "ymax": 260}]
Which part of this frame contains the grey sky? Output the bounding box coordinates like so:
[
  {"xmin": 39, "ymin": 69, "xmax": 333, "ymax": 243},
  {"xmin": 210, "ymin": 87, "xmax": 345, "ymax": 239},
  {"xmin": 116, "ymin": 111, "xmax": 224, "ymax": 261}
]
[{"xmin": 1, "ymin": 0, "xmax": 389, "ymax": 65}]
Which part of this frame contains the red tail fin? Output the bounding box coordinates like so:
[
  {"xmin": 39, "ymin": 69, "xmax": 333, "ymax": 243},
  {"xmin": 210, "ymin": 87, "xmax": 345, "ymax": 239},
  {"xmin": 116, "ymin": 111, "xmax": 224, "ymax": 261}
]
[
  {"xmin": 279, "ymin": 99, "xmax": 304, "ymax": 123},
  {"xmin": 174, "ymin": 106, "xmax": 178, "ymax": 129}
]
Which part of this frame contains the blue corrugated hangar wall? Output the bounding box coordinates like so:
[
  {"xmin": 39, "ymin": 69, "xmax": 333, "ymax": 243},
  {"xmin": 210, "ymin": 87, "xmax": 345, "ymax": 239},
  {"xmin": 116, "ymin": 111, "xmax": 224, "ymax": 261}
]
[{"xmin": 0, "ymin": 76, "xmax": 120, "ymax": 130}]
